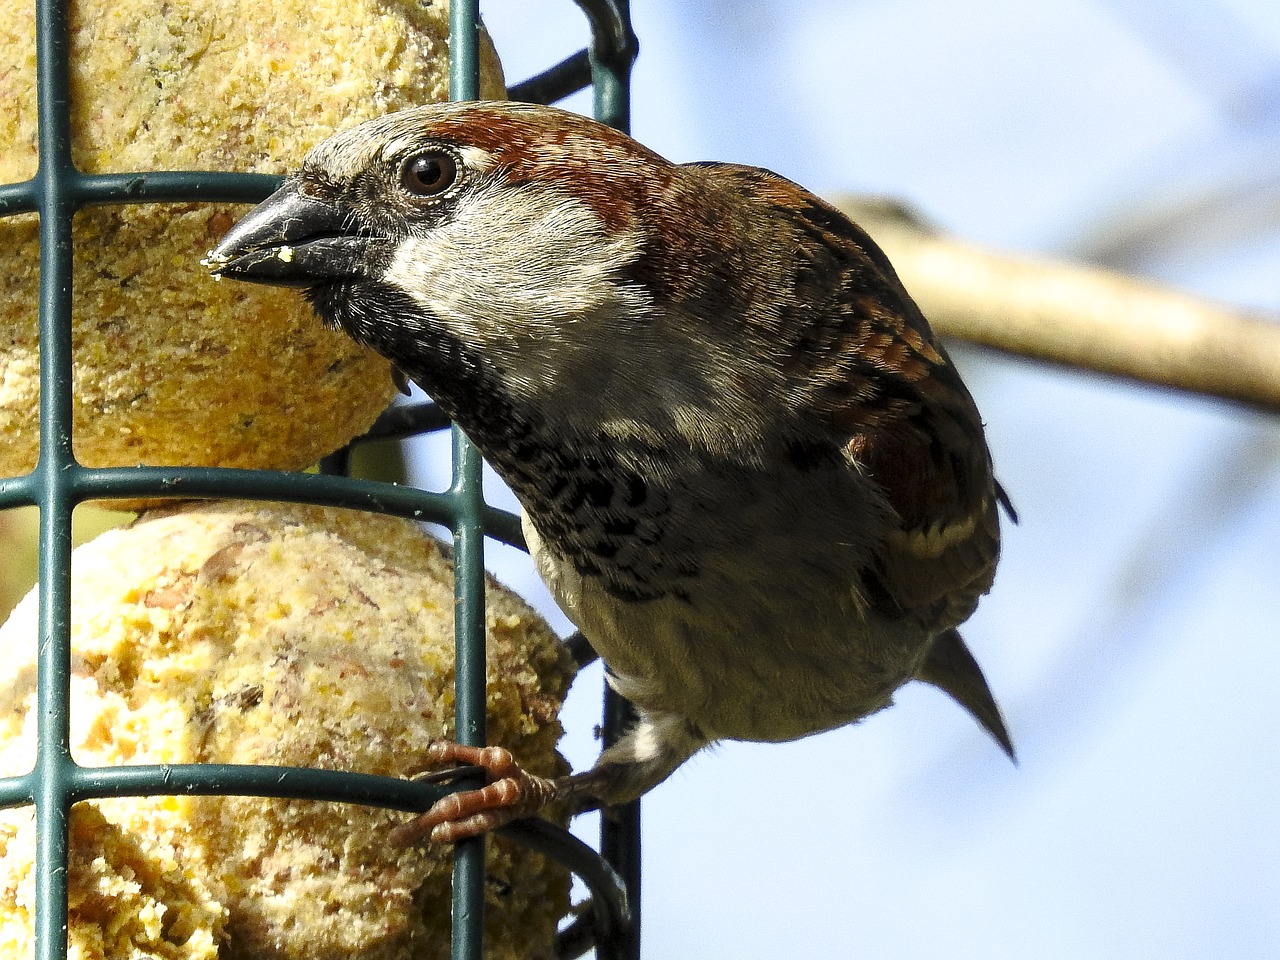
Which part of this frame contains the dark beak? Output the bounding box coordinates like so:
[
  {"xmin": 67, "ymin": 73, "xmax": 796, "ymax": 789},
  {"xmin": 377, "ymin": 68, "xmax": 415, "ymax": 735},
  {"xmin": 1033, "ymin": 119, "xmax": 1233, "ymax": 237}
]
[{"xmin": 205, "ymin": 181, "xmax": 369, "ymax": 288}]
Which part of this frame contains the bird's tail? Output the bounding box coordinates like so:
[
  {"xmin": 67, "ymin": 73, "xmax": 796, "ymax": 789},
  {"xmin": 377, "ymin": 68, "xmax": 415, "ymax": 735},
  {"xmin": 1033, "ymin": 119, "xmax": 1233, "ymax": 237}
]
[{"xmin": 915, "ymin": 628, "xmax": 1016, "ymax": 762}]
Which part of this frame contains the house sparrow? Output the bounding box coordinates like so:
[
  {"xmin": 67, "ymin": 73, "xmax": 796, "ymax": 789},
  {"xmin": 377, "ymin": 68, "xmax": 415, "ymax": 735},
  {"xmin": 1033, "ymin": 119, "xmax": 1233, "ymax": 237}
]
[{"xmin": 206, "ymin": 101, "xmax": 1015, "ymax": 843}]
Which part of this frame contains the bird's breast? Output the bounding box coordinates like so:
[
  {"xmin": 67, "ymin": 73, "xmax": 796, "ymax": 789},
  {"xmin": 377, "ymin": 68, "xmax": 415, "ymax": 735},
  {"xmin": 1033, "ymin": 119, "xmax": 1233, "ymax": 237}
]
[{"xmin": 521, "ymin": 456, "xmax": 925, "ymax": 743}]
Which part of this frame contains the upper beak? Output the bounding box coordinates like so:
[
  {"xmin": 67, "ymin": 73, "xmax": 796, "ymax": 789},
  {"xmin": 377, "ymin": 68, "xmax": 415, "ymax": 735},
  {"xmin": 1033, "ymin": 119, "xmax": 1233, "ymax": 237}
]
[{"xmin": 204, "ymin": 181, "xmax": 368, "ymax": 288}]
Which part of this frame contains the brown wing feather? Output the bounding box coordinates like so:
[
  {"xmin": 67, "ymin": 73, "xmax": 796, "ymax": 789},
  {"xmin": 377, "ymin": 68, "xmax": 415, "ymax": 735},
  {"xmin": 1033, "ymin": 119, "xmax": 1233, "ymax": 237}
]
[{"xmin": 698, "ymin": 162, "xmax": 1004, "ymax": 632}]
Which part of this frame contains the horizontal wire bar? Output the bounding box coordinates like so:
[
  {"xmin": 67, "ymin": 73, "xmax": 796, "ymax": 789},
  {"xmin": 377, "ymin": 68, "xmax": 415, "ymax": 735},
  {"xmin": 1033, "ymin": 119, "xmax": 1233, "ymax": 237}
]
[
  {"xmin": 0, "ymin": 171, "xmax": 283, "ymax": 216},
  {"xmin": 67, "ymin": 463, "xmax": 449, "ymax": 516},
  {"xmin": 0, "ymin": 764, "xmax": 630, "ymax": 949},
  {"xmin": 73, "ymin": 170, "xmax": 282, "ymax": 205},
  {"xmin": 1, "ymin": 466, "xmax": 526, "ymax": 549},
  {"xmin": 0, "ymin": 179, "xmax": 37, "ymax": 215},
  {"xmin": 0, "ymin": 473, "xmax": 38, "ymax": 509},
  {"xmin": 70, "ymin": 762, "xmax": 452, "ymax": 808},
  {"xmin": 0, "ymin": 774, "xmax": 33, "ymax": 807}
]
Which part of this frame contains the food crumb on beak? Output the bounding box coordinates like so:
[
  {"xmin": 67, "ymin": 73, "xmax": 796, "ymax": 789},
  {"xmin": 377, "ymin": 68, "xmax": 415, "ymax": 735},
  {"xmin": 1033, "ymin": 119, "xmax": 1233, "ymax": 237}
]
[{"xmin": 200, "ymin": 250, "xmax": 229, "ymax": 272}]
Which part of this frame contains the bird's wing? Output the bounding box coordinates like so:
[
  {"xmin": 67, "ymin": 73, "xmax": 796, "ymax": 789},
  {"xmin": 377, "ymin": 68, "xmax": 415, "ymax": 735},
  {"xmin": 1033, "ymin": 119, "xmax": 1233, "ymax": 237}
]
[
  {"xmin": 696, "ymin": 162, "xmax": 1005, "ymax": 632},
  {"xmin": 698, "ymin": 163, "xmax": 1016, "ymax": 755},
  {"xmin": 836, "ymin": 338, "xmax": 1004, "ymax": 633}
]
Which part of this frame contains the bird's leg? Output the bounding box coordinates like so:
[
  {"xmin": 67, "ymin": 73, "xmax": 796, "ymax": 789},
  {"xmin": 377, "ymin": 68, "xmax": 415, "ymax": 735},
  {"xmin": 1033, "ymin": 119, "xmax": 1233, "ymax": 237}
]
[{"xmin": 392, "ymin": 712, "xmax": 706, "ymax": 844}]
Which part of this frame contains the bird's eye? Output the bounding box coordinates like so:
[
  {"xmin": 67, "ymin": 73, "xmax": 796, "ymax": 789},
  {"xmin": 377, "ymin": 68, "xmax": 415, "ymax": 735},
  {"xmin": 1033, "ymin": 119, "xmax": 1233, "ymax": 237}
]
[{"xmin": 400, "ymin": 151, "xmax": 459, "ymax": 197}]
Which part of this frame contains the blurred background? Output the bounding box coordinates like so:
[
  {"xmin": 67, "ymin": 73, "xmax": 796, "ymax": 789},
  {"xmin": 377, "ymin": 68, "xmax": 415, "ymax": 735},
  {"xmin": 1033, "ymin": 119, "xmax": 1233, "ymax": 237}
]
[{"xmin": 459, "ymin": 1, "xmax": 1279, "ymax": 957}]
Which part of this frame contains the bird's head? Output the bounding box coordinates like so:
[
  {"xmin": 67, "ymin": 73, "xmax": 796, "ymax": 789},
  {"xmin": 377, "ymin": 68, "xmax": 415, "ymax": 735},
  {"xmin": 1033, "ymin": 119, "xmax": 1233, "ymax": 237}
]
[
  {"xmin": 207, "ymin": 102, "xmax": 735, "ymax": 430},
  {"xmin": 205, "ymin": 101, "xmax": 899, "ymax": 459}
]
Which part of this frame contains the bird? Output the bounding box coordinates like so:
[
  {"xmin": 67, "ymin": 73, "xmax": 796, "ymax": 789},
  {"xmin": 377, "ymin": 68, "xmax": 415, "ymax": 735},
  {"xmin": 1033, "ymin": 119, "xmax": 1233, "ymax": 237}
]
[{"xmin": 205, "ymin": 100, "xmax": 1016, "ymax": 843}]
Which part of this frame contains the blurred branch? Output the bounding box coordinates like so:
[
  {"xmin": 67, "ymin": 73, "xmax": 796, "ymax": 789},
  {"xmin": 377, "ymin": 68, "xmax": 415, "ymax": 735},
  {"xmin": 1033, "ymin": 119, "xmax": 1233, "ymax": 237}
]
[{"xmin": 833, "ymin": 194, "xmax": 1280, "ymax": 414}]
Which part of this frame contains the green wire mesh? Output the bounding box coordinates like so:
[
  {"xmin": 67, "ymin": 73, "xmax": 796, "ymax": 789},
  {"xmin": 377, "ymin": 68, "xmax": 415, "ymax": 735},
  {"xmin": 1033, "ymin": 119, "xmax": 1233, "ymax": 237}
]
[{"xmin": 0, "ymin": 1, "xmax": 640, "ymax": 958}]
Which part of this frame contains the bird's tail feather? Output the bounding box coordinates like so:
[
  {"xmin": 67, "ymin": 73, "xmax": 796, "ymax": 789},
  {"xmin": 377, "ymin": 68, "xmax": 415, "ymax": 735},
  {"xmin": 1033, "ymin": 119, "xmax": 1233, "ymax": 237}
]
[{"xmin": 915, "ymin": 628, "xmax": 1016, "ymax": 762}]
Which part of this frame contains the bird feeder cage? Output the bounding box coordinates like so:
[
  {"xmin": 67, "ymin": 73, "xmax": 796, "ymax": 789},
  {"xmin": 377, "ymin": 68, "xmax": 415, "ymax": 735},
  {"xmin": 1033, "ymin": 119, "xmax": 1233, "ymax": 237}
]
[{"xmin": 0, "ymin": 1, "xmax": 639, "ymax": 957}]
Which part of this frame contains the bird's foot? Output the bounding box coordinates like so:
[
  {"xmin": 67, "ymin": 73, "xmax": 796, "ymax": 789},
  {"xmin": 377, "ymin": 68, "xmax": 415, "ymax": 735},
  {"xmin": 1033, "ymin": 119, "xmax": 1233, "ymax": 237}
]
[{"xmin": 390, "ymin": 741, "xmax": 561, "ymax": 844}]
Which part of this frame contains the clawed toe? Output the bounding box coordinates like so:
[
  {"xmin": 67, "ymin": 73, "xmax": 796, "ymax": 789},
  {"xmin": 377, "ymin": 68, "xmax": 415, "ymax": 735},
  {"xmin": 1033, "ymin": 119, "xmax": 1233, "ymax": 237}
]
[{"xmin": 391, "ymin": 742, "xmax": 561, "ymax": 845}]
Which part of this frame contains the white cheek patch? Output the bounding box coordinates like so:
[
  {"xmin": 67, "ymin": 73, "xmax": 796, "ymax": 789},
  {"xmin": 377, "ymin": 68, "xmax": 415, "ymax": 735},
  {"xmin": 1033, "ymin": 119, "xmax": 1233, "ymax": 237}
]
[
  {"xmin": 376, "ymin": 181, "xmax": 776, "ymax": 449},
  {"xmin": 381, "ymin": 183, "xmax": 650, "ymax": 336}
]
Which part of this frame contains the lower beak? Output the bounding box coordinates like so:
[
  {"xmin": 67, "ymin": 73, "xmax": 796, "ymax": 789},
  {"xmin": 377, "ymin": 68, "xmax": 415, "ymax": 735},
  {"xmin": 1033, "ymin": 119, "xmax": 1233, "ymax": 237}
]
[{"xmin": 204, "ymin": 181, "xmax": 367, "ymax": 288}]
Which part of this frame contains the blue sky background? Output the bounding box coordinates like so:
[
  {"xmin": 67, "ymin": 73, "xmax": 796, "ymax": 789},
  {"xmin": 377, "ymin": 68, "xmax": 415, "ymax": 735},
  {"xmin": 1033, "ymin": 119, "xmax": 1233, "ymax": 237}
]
[{"xmin": 421, "ymin": 3, "xmax": 1280, "ymax": 955}]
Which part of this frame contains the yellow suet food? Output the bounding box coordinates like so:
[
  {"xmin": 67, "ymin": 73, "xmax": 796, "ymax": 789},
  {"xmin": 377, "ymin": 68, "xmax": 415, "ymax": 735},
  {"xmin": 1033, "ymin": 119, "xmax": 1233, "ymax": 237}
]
[
  {"xmin": 0, "ymin": 0, "xmax": 505, "ymax": 479},
  {"xmin": 0, "ymin": 501, "xmax": 574, "ymax": 960}
]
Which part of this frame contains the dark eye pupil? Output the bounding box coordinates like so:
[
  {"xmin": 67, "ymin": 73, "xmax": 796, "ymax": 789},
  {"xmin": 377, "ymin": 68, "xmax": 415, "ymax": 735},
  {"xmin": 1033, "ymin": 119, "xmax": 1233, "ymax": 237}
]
[{"xmin": 403, "ymin": 152, "xmax": 457, "ymax": 195}]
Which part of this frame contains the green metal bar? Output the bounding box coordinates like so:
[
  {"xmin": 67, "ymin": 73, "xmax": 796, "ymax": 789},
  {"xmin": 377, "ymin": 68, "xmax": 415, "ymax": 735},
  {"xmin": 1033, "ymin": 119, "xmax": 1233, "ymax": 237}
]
[
  {"xmin": 2, "ymin": 171, "xmax": 280, "ymax": 218},
  {"xmin": 0, "ymin": 473, "xmax": 38, "ymax": 509},
  {"xmin": 448, "ymin": 5, "xmax": 487, "ymax": 960},
  {"xmin": 71, "ymin": 170, "xmax": 282, "ymax": 204},
  {"xmin": 0, "ymin": 466, "xmax": 527, "ymax": 550},
  {"xmin": 509, "ymin": 49, "xmax": 594, "ymax": 105},
  {"xmin": 446, "ymin": 433, "xmax": 488, "ymax": 960},
  {"xmin": 1, "ymin": 465, "xmax": 525, "ymax": 549},
  {"xmin": 33, "ymin": 2, "xmax": 78, "ymax": 959},
  {"xmin": 0, "ymin": 179, "xmax": 38, "ymax": 216},
  {"xmin": 581, "ymin": 4, "xmax": 643, "ymax": 958},
  {"xmin": 44, "ymin": 763, "xmax": 457, "ymax": 807},
  {"xmin": 447, "ymin": 442, "xmax": 491, "ymax": 743},
  {"xmin": 588, "ymin": 4, "xmax": 637, "ymax": 132}
]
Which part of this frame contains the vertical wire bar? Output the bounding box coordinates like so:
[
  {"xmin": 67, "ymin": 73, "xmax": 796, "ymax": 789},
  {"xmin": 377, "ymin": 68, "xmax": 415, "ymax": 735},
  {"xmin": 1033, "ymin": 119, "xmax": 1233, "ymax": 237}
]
[
  {"xmin": 587, "ymin": 5, "xmax": 643, "ymax": 957},
  {"xmin": 589, "ymin": 5, "xmax": 634, "ymax": 134},
  {"xmin": 447, "ymin": 4, "xmax": 486, "ymax": 960},
  {"xmin": 447, "ymin": 432, "xmax": 486, "ymax": 960},
  {"xmin": 33, "ymin": 1, "xmax": 78, "ymax": 959}
]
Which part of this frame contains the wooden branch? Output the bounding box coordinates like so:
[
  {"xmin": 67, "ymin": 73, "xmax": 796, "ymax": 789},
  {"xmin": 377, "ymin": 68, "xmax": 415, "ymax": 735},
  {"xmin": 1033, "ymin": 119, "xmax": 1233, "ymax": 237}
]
[{"xmin": 831, "ymin": 194, "xmax": 1280, "ymax": 414}]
